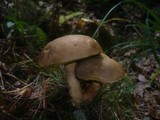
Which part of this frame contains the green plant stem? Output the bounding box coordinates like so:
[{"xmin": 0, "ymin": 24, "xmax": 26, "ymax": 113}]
[
  {"xmin": 145, "ymin": 17, "xmax": 160, "ymax": 66},
  {"xmin": 127, "ymin": 0, "xmax": 160, "ymax": 26},
  {"xmin": 148, "ymin": 38, "xmax": 160, "ymax": 66},
  {"xmin": 92, "ymin": 1, "xmax": 125, "ymax": 38}
]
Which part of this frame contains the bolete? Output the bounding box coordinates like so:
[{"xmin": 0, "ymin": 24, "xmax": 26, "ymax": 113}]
[
  {"xmin": 37, "ymin": 34, "xmax": 103, "ymax": 107},
  {"xmin": 75, "ymin": 53, "xmax": 125, "ymax": 102}
]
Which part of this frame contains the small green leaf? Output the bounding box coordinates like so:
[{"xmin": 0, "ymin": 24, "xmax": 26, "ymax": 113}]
[{"xmin": 59, "ymin": 12, "xmax": 84, "ymax": 24}]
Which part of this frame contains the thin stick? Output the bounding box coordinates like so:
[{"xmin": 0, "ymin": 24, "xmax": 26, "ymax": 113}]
[
  {"xmin": 0, "ymin": 71, "xmax": 5, "ymax": 89},
  {"xmin": 2, "ymin": 82, "xmax": 33, "ymax": 94},
  {"xmin": 4, "ymin": 73, "xmax": 27, "ymax": 85}
]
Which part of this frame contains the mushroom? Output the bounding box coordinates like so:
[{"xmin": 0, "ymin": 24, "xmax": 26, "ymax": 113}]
[
  {"xmin": 37, "ymin": 34, "xmax": 103, "ymax": 107},
  {"xmin": 75, "ymin": 53, "xmax": 125, "ymax": 103}
]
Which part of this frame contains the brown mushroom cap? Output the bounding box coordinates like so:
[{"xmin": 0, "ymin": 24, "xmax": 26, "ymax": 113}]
[
  {"xmin": 37, "ymin": 34, "xmax": 103, "ymax": 67},
  {"xmin": 75, "ymin": 53, "xmax": 125, "ymax": 84}
]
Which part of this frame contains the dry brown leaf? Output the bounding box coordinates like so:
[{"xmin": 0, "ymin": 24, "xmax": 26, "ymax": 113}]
[
  {"xmin": 148, "ymin": 105, "xmax": 160, "ymax": 119},
  {"xmin": 138, "ymin": 74, "xmax": 147, "ymax": 82},
  {"xmin": 134, "ymin": 82, "xmax": 150, "ymax": 97}
]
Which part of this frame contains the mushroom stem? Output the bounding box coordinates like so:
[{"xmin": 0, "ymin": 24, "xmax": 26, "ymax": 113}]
[
  {"xmin": 82, "ymin": 82, "xmax": 101, "ymax": 103},
  {"xmin": 65, "ymin": 63, "xmax": 82, "ymax": 108}
]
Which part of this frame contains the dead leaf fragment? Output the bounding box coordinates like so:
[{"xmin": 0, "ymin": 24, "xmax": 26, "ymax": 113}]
[
  {"xmin": 134, "ymin": 82, "xmax": 150, "ymax": 97},
  {"xmin": 138, "ymin": 74, "xmax": 147, "ymax": 82}
]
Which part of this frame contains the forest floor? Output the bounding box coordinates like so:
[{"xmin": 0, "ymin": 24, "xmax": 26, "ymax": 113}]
[{"xmin": 0, "ymin": 1, "xmax": 160, "ymax": 120}]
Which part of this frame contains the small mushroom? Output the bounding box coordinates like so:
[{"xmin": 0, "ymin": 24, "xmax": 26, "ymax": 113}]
[
  {"xmin": 37, "ymin": 34, "xmax": 103, "ymax": 107},
  {"xmin": 75, "ymin": 53, "xmax": 125, "ymax": 102}
]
